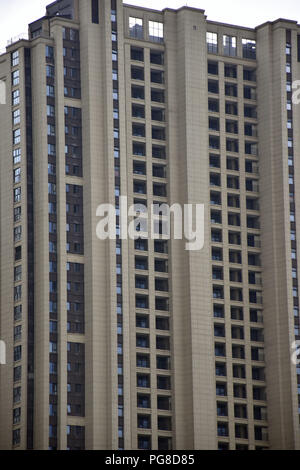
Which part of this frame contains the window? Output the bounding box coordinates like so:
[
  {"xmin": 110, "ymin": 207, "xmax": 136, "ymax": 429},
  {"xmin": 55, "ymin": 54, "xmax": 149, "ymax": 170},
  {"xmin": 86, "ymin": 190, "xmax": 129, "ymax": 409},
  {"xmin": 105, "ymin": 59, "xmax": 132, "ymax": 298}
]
[
  {"xmin": 129, "ymin": 17, "xmax": 143, "ymax": 39},
  {"xmin": 152, "ymin": 108, "xmax": 165, "ymax": 122},
  {"xmin": 48, "ymin": 125, "xmax": 57, "ymax": 139},
  {"xmin": 132, "ymin": 85, "xmax": 145, "ymax": 100},
  {"xmin": 49, "ymin": 222, "xmax": 57, "ymax": 234},
  {"xmin": 50, "ymin": 321, "xmax": 57, "ymax": 334},
  {"xmin": 217, "ymin": 402, "xmax": 228, "ymax": 417},
  {"xmin": 209, "ymin": 117, "xmax": 220, "ymax": 131},
  {"xmin": 137, "ymin": 374, "xmax": 150, "ymax": 388},
  {"xmin": 12, "ymin": 90, "xmax": 20, "ymax": 106},
  {"xmin": 207, "ymin": 32, "xmax": 218, "ymax": 54},
  {"xmin": 13, "ymin": 167, "xmax": 21, "ymax": 184},
  {"xmin": 225, "ymin": 64, "xmax": 237, "ymax": 78},
  {"xmin": 13, "ymin": 129, "xmax": 21, "ymax": 145},
  {"xmin": 14, "ymin": 366, "xmax": 22, "ymax": 382},
  {"xmin": 151, "ymin": 88, "xmax": 164, "ymax": 103},
  {"xmin": 11, "ymin": 51, "xmax": 19, "ymax": 67},
  {"xmin": 47, "ymin": 108, "xmax": 55, "ymax": 121},
  {"xmin": 209, "ymin": 136, "xmax": 220, "ymax": 150},
  {"xmin": 137, "ymin": 394, "xmax": 151, "ymax": 408},
  {"xmin": 216, "ymin": 383, "xmax": 227, "ymax": 396},
  {"xmin": 137, "ymin": 354, "xmax": 150, "ymax": 368},
  {"xmin": 132, "ymin": 104, "xmax": 145, "ymax": 119},
  {"xmin": 223, "ymin": 35, "xmax": 237, "ymax": 56},
  {"xmin": 46, "ymin": 45, "xmax": 54, "ymax": 59},
  {"xmin": 218, "ymin": 422, "xmax": 229, "ymax": 437},
  {"xmin": 133, "ymin": 142, "xmax": 146, "ymax": 157},
  {"xmin": 14, "ymin": 265, "xmax": 22, "ymax": 282},
  {"xmin": 48, "ymin": 183, "xmax": 56, "ymax": 195},
  {"xmin": 14, "ymin": 345, "xmax": 22, "ymax": 362},
  {"xmin": 132, "ymin": 66, "xmax": 144, "ymax": 81},
  {"xmin": 70, "ymin": 29, "xmax": 78, "ymax": 41},
  {"xmin": 12, "ymin": 70, "xmax": 20, "ymax": 86},
  {"xmin": 131, "ymin": 46, "xmax": 144, "ymax": 62},
  {"xmin": 225, "ymin": 83, "xmax": 238, "ymax": 97},
  {"xmin": 157, "ymin": 375, "xmax": 171, "ymax": 390},
  {"xmin": 12, "ymin": 429, "xmax": 20, "ymax": 446},
  {"xmin": 242, "ymin": 39, "xmax": 256, "ymax": 59},
  {"xmin": 138, "ymin": 435, "xmax": 151, "ymax": 450},
  {"xmin": 46, "ymin": 85, "xmax": 55, "ymax": 97},
  {"xmin": 14, "ymin": 187, "xmax": 21, "ymax": 203},
  {"xmin": 14, "ymin": 325, "xmax": 22, "ymax": 342},
  {"xmin": 49, "ymin": 425, "xmax": 57, "ymax": 438},
  {"xmin": 138, "ymin": 414, "xmax": 151, "ymax": 429},
  {"xmin": 226, "ymin": 101, "xmax": 238, "ymax": 115},
  {"xmin": 14, "ymin": 207, "xmax": 21, "ymax": 222},
  {"xmin": 208, "ymin": 80, "xmax": 219, "ymax": 94},
  {"xmin": 46, "ymin": 65, "xmax": 55, "ymax": 78},
  {"xmin": 13, "ymin": 387, "xmax": 21, "ymax": 404},
  {"xmin": 14, "ymin": 226, "xmax": 22, "ymax": 242},
  {"xmin": 151, "ymin": 69, "xmax": 164, "ymax": 84},
  {"xmin": 50, "ymin": 342, "xmax": 57, "ymax": 353},
  {"xmin": 91, "ymin": 0, "xmax": 99, "ymax": 24},
  {"xmin": 13, "ymin": 109, "xmax": 20, "ymax": 126},
  {"xmin": 48, "ymin": 144, "xmax": 56, "ymax": 156},
  {"xmin": 208, "ymin": 61, "xmax": 218, "ymax": 75},
  {"xmin": 152, "ymin": 126, "xmax": 165, "ymax": 140},
  {"xmin": 150, "ymin": 50, "xmax": 164, "ymax": 65},
  {"xmin": 149, "ymin": 21, "xmax": 164, "ymax": 43}
]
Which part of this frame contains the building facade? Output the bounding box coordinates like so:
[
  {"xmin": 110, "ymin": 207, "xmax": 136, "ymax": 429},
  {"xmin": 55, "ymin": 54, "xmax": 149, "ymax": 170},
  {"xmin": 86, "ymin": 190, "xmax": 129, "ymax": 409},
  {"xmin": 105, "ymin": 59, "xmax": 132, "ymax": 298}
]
[{"xmin": 0, "ymin": 0, "xmax": 300, "ymax": 450}]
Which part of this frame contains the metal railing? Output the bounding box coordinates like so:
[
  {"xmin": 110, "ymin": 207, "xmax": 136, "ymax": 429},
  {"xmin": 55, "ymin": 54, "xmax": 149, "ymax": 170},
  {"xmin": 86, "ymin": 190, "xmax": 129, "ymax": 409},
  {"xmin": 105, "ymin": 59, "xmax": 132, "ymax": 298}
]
[{"xmin": 7, "ymin": 32, "xmax": 28, "ymax": 47}]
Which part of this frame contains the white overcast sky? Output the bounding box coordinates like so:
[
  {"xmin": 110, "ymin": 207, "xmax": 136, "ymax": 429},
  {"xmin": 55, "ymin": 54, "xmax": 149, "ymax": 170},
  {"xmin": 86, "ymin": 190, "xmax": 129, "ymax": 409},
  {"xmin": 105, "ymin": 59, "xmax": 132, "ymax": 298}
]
[{"xmin": 0, "ymin": 0, "xmax": 299, "ymax": 51}]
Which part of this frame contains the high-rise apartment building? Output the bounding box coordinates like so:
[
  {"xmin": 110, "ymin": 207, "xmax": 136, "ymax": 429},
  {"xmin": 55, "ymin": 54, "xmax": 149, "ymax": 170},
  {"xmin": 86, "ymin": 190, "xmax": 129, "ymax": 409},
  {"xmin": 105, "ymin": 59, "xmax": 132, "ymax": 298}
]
[{"xmin": 0, "ymin": 0, "xmax": 300, "ymax": 451}]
